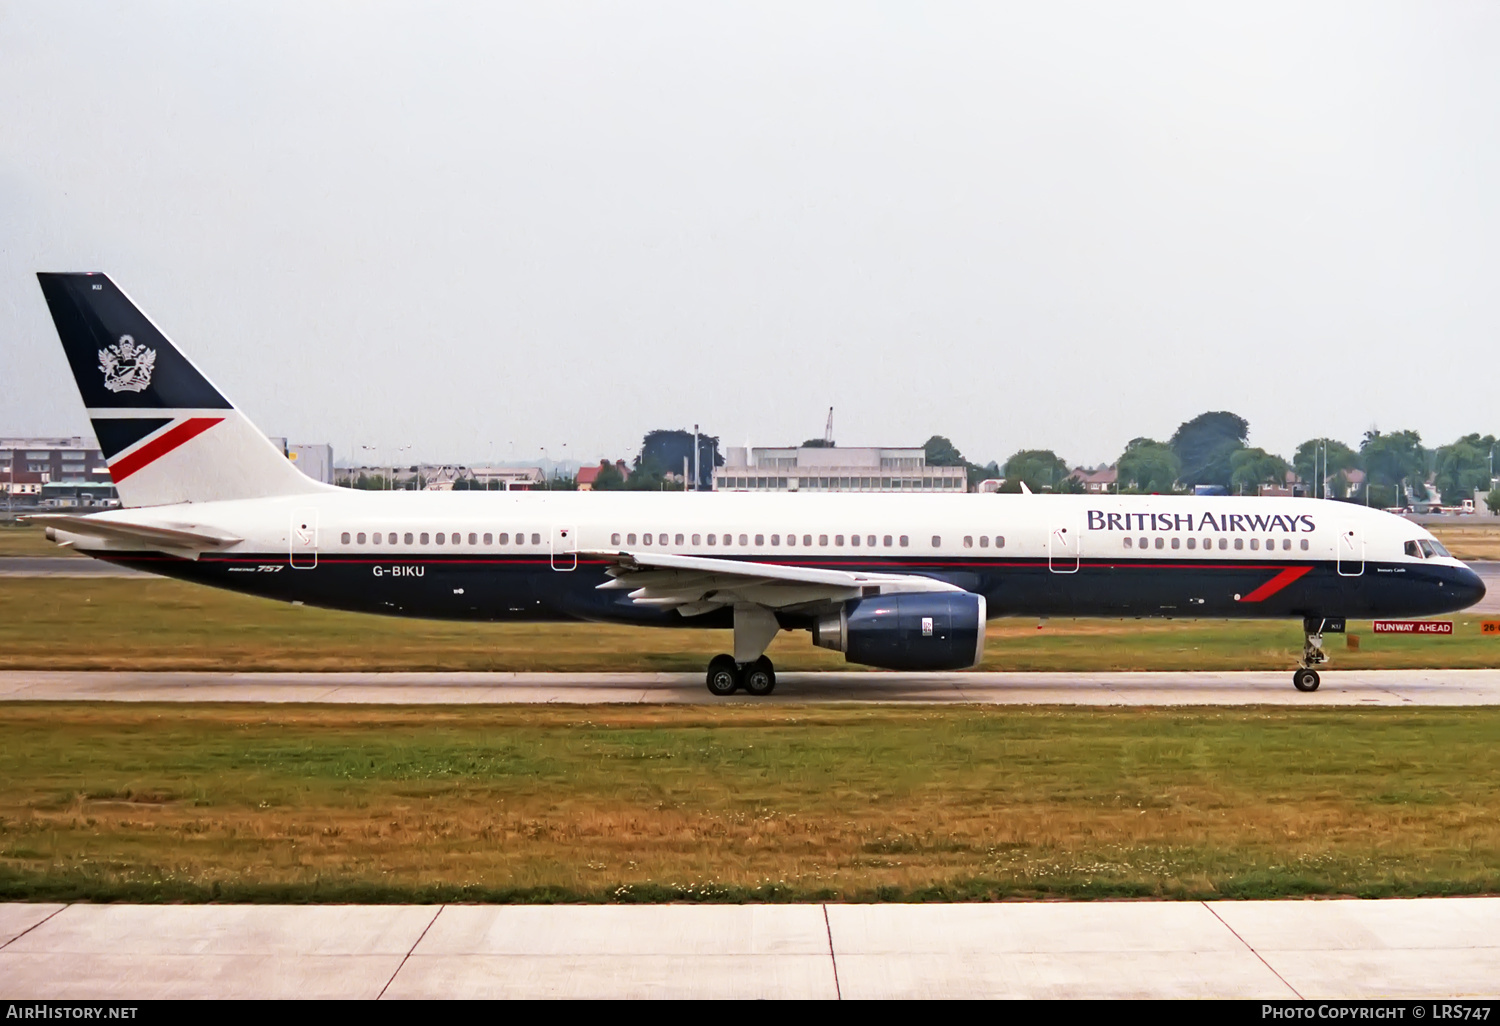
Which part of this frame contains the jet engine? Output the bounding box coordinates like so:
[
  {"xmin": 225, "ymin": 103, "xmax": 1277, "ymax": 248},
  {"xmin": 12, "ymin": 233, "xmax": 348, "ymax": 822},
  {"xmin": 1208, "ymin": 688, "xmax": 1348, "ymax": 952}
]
[{"xmin": 812, "ymin": 592, "xmax": 987, "ymax": 671}]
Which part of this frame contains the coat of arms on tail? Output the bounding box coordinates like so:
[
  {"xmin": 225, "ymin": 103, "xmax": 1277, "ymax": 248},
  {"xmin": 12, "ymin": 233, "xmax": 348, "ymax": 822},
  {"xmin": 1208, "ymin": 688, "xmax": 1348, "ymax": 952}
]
[{"xmin": 98, "ymin": 335, "xmax": 156, "ymax": 393}]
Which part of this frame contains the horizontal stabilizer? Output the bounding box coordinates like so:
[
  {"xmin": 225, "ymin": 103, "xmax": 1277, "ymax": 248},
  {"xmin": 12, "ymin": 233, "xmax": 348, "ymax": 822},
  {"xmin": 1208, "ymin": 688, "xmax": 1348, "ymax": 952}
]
[{"xmin": 28, "ymin": 513, "xmax": 242, "ymax": 557}]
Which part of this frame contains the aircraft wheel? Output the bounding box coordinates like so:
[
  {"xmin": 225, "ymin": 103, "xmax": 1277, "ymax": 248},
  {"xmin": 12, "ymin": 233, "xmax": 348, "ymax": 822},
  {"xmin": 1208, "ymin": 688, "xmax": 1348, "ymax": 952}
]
[
  {"xmin": 706, "ymin": 654, "xmax": 739, "ymax": 696},
  {"xmin": 1293, "ymin": 669, "xmax": 1321, "ymax": 692},
  {"xmin": 742, "ymin": 657, "xmax": 776, "ymax": 697}
]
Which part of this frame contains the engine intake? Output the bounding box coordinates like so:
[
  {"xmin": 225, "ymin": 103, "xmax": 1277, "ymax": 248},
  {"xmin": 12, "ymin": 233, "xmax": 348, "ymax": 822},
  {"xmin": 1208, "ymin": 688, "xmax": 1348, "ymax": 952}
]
[{"xmin": 812, "ymin": 592, "xmax": 987, "ymax": 671}]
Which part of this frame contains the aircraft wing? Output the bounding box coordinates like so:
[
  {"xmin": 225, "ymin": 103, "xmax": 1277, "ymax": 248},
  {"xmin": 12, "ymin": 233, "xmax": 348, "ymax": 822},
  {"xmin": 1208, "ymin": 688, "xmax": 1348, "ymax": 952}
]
[
  {"xmin": 588, "ymin": 549, "xmax": 964, "ymax": 616},
  {"xmin": 27, "ymin": 513, "xmax": 242, "ymax": 560}
]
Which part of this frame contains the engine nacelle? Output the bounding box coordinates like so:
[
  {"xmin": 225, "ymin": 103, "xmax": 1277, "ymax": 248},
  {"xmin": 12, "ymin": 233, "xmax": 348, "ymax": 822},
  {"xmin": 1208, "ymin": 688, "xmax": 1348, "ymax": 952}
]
[{"xmin": 812, "ymin": 592, "xmax": 987, "ymax": 671}]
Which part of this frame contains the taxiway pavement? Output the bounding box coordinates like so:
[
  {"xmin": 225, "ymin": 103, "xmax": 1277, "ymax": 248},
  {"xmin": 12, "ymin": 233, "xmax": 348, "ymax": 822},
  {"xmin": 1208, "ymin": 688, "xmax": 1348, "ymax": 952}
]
[
  {"xmin": 4, "ymin": 667, "xmax": 1500, "ymax": 704},
  {"xmin": 1, "ymin": 899, "xmax": 1496, "ymax": 998}
]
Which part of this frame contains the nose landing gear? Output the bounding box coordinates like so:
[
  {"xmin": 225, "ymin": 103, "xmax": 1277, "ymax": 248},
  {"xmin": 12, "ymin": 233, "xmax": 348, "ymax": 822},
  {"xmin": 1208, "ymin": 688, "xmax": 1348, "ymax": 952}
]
[{"xmin": 1293, "ymin": 618, "xmax": 1334, "ymax": 692}]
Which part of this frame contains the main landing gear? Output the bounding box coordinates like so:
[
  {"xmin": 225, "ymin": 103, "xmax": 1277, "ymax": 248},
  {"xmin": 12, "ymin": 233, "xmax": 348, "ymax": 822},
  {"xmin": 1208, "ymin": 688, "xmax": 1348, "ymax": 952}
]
[
  {"xmin": 705, "ymin": 654, "xmax": 776, "ymax": 697},
  {"xmin": 1293, "ymin": 621, "xmax": 1331, "ymax": 692}
]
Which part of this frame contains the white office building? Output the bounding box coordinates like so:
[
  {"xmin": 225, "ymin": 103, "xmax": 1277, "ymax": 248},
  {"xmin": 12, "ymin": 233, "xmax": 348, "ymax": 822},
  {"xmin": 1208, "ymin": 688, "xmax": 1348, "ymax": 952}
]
[{"xmin": 713, "ymin": 446, "xmax": 968, "ymax": 493}]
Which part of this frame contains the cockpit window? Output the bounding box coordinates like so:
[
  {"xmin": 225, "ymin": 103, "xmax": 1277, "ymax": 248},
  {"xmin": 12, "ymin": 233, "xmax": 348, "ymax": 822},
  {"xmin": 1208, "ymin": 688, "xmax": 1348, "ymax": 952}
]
[
  {"xmin": 1418, "ymin": 540, "xmax": 1437, "ymax": 559},
  {"xmin": 1405, "ymin": 540, "xmax": 1423, "ymax": 559},
  {"xmin": 1430, "ymin": 539, "xmax": 1452, "ymax": 558}
]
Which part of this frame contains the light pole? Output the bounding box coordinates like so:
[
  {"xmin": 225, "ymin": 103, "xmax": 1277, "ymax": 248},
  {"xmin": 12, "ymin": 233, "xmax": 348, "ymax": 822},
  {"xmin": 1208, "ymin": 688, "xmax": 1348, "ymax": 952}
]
[{"xmin": 393, "ymin": 444, "xmax": 412, "ymax": 491}]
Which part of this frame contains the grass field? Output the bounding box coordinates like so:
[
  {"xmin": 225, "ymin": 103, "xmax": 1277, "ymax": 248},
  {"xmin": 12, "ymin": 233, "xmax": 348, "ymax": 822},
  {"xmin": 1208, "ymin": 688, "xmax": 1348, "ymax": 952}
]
[
  {"xmin": 0, "ymin": 577, "xmax": 1496, "ymax": 672},
  {"xmin": 1, "ymin": 704, "xmax": 1497, "ymax": 903},
  {"xmin": 0, "ymin": 523, "xmax": 78, "ymax": 558}
]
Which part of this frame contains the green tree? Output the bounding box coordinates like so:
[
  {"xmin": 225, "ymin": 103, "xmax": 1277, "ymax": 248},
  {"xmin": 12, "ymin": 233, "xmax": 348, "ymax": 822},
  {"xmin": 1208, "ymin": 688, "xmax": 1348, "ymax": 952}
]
[
  {"xmin": 922, "ymin": 435, "xmax": 966, "ymax": 467},
  {"xmin": 1433, "ymin": 434, "xmax": 1496, "ymax": 505},
  {"xmin": 1360, "ymin": 429, "xmax": 1425, "ymax": 500},
  {"xmin": 1488, "ymin": 487, "xmax": 1500, "ymax": 514},
  {"xmin": 1229, "ymin": 447, "xmax": 1291, "ymax": 496},
  {"xmin": 1004, "ymin": 449, "xmax": 1069, "ymax": 491},
  {"xmin": 592, "ymin": 460, "xmax": 626, "ymax": 491},
  {"xmin": 1116, "ymin": 437, "xmax": 1180, "ymax": 493},
  {"xmin": 635, "ymin": 429, "xmax": 722, "ymax": 490},
  {"xmin": 1170, "ymin": 412, "xmax": 1249, "ymax": 489},
  {"xmin": 800, "ymin": 438, "xmax": 834, "ymax": 448},
  {"xmin": 1292, "ymin": 438, "xmax": 1360, "ymax": 497}
]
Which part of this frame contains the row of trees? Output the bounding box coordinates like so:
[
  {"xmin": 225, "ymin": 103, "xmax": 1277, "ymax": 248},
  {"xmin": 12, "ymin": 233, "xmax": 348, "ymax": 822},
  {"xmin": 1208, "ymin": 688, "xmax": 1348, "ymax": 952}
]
[{"xmin": 922, "ymin": 413, "xmax": 1497, "ymax": 507}]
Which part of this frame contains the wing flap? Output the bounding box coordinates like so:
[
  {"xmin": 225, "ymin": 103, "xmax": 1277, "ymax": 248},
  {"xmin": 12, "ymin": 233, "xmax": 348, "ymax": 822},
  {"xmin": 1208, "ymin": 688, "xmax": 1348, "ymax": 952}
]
[{"xmin": 587, "ymin": 549, "xmax": 962, "ymax": 615}]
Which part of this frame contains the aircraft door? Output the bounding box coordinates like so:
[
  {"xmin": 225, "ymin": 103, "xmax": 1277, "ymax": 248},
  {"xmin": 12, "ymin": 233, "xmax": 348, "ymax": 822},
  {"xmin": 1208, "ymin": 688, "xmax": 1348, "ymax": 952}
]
[
  {"xmin": 1337, "ymin": 523, "xmax": 1364, "ymax": 577},
  {"xmin": 290, "ymin": 508, "xmax": 318, "ymax": 569},
  {"xmin": 551, "ymin": 524, "xmax": 577, "ymax": 571},
  {"xmin": 1048, "ymin": 521, "xmax": 1080, "ymax": 574}
]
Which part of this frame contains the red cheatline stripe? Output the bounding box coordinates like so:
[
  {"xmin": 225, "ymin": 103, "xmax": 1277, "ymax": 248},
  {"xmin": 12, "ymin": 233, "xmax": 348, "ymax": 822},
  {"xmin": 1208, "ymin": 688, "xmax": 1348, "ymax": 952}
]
[
  {"xmin": 108, "ymin": 417, "xmax": 224, "ymax": 482},
  {"xmin": 1237, "ymin": 565, "xmax": 1313, "ymax": 603}
]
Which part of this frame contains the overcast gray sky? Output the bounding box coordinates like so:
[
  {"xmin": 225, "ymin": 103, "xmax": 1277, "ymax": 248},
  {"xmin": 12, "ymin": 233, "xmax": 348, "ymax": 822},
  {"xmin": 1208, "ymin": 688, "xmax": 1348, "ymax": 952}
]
[{"xmin": 3, "ymin": 1, "xmax": 1497, "ymax": 469}]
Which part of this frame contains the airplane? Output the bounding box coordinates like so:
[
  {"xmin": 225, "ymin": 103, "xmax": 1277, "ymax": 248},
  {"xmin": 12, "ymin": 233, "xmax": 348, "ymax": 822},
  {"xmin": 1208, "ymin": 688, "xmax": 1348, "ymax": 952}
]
[{"xmin": 28, "ymin": 272, "xmax": 1487, "ymax": 696}]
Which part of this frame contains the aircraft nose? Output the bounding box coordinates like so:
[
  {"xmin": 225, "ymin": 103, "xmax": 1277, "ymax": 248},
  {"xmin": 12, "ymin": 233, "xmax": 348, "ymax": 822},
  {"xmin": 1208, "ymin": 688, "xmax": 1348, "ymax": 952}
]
[{"xmin": 1455, "ymin": 565, "xmax": 1487, "ymax": 610}]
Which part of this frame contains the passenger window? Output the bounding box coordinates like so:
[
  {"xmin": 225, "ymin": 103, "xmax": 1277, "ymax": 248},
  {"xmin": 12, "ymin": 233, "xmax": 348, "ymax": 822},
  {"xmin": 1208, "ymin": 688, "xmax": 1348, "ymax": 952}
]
[
  {"xmin": 484, "ymin": 533, "xmax": 493, "ymax": 545},
  {"xmin": 611, "ymin": 533, "xmax": 621, "ymax": 545},
  {"xmin": 642, "ymin": 534, "xmax": 652, "ymax": 546},
  {"xmin": 405, "ymin": 532, "xmax": 414, "ymax": 545},
  {"xmin": 659, "ymin": 534, "xmax": 668, "ymax": 546},
  {"xmin": 707, "ymin": 534, "xmax": 716, "ymax": 546},
  {"xmin": 675, "ymin": 534, "xmax": 684, "ymax": 545},
  {"xmin": 932, "ymin": 536, "xmax": 941, "ymax": 547},
  {"xmin": 835, "ymin": 535, "xmax": 845, "ymax": 546},
  {"xmin": 819, "ymin": 535, "xmax": 829, "ymax": 546},
  {"xmin": 1219, "ymin": 538, "xmax": 1228, "ymax": 550},
  {"xmin": 373, "ymin": 532, "xmax": 382, "ymax": 545},
  {"xmin": 341, "ymin": 532, "xmax": 351, "ymax": 544},
  {"xmin": 996, "ymin": 537, "xmax": 1005, "ymax": 548},
  {"xmin": 435, "ymin": 533, "xmax": 445, "ymax": 546},
  {"xmin": 531, "ymin": 533, "xmax": 540, "ymax": 545},
  {"xmin": 1249, "ymin": 538, "xmax": 1258, "ymax": 551},
  {"xmin": 627, "ymin": 533, "xmax": 637, "ymax": 545},
  {"xmin": 755, "ymin": 534, "xmax": 764, "ymax": 546},
  {"xmin": 1186, "ymin": 537, "xmax": 1195, "ymax": 550},
  {"xmin": 884, "ymin": 535, "xmax": 893, "ymax": 547},
  {"xmin": 1201, "ymin": 538, "xmax": 1210, "ymax": 550},
  {"xmin": 1171, "ymin": 537, "xmax": 1180, "ymax": 550},
  {"xmin": 1234, "ymin": 538, "xmax": 1244, "ymax": 550},
  {"xmin": 1139, "ymin": 537, "xmax": 1147, "ymax": 549},
  {"xmin": 1124, "ymin": 537, "xmax": 1133, "ymax": 549},
  {"xmin": 739, "ymin": 534, "xmax": 748, "ymax": 546},
  {"xmin": 979, "ymin": 536, "xmax": 989, "ymax": 548},
  {"xmin": 1265, "ymin": 538, "xmax": 1273, "ymax": 551},
  {"xmin": 805, "ymin": 535, "xmax": 814, "ymax": 546},
  {"xmin": 1282, "ymin": 538, "xmax": 1290, "ymax": 550},
  {"xmin": 867, "ymin": 535, "xmax": 875, "ymax": 547},
  {"xmin": 1154, "ymin": 537, "xmax": 1164, "ymax": 550},
  {"xmin": 900, "ymin": 535, "xmax": 909, "ymax": 547},
  {"xmin": 420, "ymin": 532, "xmax": 430, "ymax": 545},
  {"xmin": 963, "ymin": 536, "xmax": 973, "ymax": 548},
  {"xmin": 850, "ymin": 534, "xmax": 859, "ymax": 547},
  {"xmin": 388, "ymin": 533, "xmax": 397, "ymax": 545},
  {"xmin": 1300, "ymin": 538, "xmax": 1309, "ymax": 551},
  {"xmin": 786, "ymin": 534, "xmax": 795, "ymax": 546},
  {"xmin": 499, "ymin": 533, "xmax": 509, "ymax": 544},
  {"xmin": 692, "ymin": 534, "xmax": 701, "ymax": 545},
  {"xmin": 469, "ymin": 533, "xmax": 478, "ymax": 545}
]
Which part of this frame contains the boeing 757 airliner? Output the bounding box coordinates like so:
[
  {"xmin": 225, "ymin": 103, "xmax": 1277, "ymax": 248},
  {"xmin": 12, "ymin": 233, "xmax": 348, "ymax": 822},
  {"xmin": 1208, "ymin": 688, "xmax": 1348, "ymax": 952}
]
[{"xmin": 30, "ymin": 273, "xmax": 1486, "ymax": 695}]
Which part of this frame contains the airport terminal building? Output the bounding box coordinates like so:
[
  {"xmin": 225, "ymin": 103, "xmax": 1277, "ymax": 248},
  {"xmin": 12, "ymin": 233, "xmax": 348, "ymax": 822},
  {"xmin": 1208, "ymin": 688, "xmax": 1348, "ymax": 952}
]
[{"xmin": 713, "ymin": 445, "xmax": 968, "ymax": 492}]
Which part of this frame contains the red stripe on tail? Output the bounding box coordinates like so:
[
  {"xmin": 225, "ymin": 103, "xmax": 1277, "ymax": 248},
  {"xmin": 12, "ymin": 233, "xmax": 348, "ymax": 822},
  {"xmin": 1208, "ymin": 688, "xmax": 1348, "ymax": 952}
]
[
  {"xmin": 1238, "ymin": 565, "xmax": 1313, "ymax": 603},
  {"xmin": 108, "ymin": 417, "xmax": 224, "ymax": 482}
]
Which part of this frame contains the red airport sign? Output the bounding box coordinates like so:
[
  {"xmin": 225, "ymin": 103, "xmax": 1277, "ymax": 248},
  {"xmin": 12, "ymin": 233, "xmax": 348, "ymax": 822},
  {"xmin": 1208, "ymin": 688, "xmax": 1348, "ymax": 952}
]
[{"xmin": 1372, "ymin": 620, "xmax": 1453, "ymax": 635}]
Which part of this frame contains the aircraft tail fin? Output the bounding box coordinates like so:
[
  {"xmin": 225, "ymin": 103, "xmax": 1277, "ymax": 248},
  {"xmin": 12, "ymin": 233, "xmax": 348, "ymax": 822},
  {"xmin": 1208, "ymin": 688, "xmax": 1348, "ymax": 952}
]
[{"xmin": 35, "ymin": 272, "xmax": 327, "ymax": 508}]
